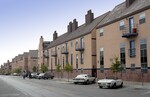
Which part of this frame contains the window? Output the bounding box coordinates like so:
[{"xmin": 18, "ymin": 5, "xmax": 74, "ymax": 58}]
[
  {"xmin": 100, "ymin": 48, "xmax": 104, "ymax": 65},
  {"xmin": 76, "ymin": 54, "xmax": 78, "ymax": 71},
  {"xmin": 131, "ymin": 64, "xmax": 135, "ymax": 71},
  {"xmin": 71, "ymin": 54, "xmax": 73, "ymax": 65},
  {"xmin": 139, "ymin": 13, "xmax": 146, "ymax": 24},
  {"xmin": 129, "ymin": 40, "xmax": 136, "ymax": 57},
  {"xmin": 66, "ymin": 55, "xmax": 68, "ymax": 63},
  {"xmin": 80, "ymin": 53, "xmax": 84, "ymax": 64},
  {"xmin": 80, "ymin": 37, "xmax": 84, "ymax": 48},
  {"xmin": 71, "ymin": 41, "xmax": 73, "ymax": 47},
  {"xmin": 119, "ymin": 20, "xmax": 125, "ymax": 30},
  {"xmin": 129, "ymin": 17, "xmax": 134, "ymax": 33},
  {"xmin": 100, "ymin": 65, "xmax": 104, "ymax": 73},
  {"xmin": 120, "ymin": 43, "xmax": 126, "ymax": 64},
  {"xmin": 99, "ymin": 28, "xmax": 104, "ymax": 36},
  {"xmin": 63, "ymin": 57, "xmax": 64, "ymax": 69},
  {"xmin": 140, "ymin": 39, "xmax": 147, "ymax": 73},
  {"xmin": 75, "ymin": 42, "xmax": 78, "ymax": 49},
  {"xmin": 65, "ymin": 43, "xmax": 68, "ymax": 52}
]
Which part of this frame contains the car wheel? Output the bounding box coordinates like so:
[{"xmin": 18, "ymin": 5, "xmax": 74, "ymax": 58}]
[
  {"xmin": 112, "ymin": 83, "xmax": 116, "ymax": 88},
  {"xmin": 92, "ymin": 79, "xmax": 96, "ymax": 83},
  {"xmin": 74, "ymin": 82, "xmax": 77, "ymax": 84},
  {"xmin": 120, "ymin": 82, "xmax": 123, "ymax": 87},
  {"xmin": 99, "ymin": 85, "xmax": 103, "ymax": 88},
  {"xmin": 85, "ymin": 80, "xmax": 89, "ymax": 85}
]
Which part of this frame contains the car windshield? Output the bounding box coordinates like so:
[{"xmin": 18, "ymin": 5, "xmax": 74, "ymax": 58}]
[
  {"xmin": 76, "ymin": 74, "xmax": 88, "ymax": 78},
  {"xmin": 106, "ymin": 77, "xmax": 118, "ymax": 80}
]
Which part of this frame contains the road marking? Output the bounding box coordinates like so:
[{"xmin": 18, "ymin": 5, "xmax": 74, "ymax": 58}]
[
  {"xmin": 141, "ymin": 91, "xmax": 150, "ymax": 95},
  {"xmin": 0, "ymin": 93, "xmax": 20, "ymax": 97}
]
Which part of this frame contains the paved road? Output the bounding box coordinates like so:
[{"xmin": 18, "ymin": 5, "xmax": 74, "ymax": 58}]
[{"xmin": 0, "ymin": 75, "xmax": 150, "ymax": 97}]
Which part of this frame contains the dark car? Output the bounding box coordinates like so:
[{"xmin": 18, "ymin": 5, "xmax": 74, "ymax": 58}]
[{"xmin": 37, "ymin": 73, "xmax": 54, "ymax": 79}]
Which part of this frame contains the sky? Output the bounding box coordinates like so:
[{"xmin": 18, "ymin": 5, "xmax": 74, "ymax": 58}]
[{"xmin": 0, "ymin": 0, "xmax": 125, "ymax": 65}]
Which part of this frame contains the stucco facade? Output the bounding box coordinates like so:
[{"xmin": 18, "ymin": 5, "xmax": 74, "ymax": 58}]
[{"xmin": 96, "ymin": 0, "xmax": 150, "ymax": 82}]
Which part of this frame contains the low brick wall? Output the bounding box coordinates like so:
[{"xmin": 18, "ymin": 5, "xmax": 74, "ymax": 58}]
[{"xmin": 51, "ymin": 68, "xmax": 150, "ymax": 82}]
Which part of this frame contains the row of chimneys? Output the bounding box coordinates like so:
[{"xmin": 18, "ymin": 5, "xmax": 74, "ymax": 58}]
[
  {"xmin": 67, "ymin": 10, "xmax": 94, "ymax": 33},
  {"xmin": 53, "ymin": 0, "xmax": 136, "ymax": 41},
  {"xmin": 53, "ymin": 10, "xmax": 94, "ymax": 41}
]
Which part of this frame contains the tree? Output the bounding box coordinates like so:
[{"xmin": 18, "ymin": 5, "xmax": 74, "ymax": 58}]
[
  {"xmin": 110, "ymin": 57, "xmax": 123, "ymax": 78},
  {"xmin": 32, "ymin": 66, "xmax": 37, "ymax": 72},
  {"xmin": 64, "ymin": 63, "xmax": 73, "ymax": 81},
  {"xmin": 40, "ymin": 64, "xmax": 48, "ymax": 73},
  {"xmin": 55, "ymin": 64, "xmax": 61, "ymax": 79},
  {"xmin": 13, "ymin": 68, "xmax": 22, "ymax": 75}
]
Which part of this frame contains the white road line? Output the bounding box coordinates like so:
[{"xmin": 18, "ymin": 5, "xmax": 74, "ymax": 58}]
[{"xmin": 141, "ymin": 91, "xmax": 150, "ymax": 95}]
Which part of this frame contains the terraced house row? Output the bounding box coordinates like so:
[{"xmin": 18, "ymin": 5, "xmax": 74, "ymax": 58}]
[
  {"xmin": 38, "ymin": 0, "xmax": 150, "ymax": 82},
  {"xmin": 1, "ymin": 50, "xmax": 38, "ymax": 74},
  {"xmin": 1, "ymin": 0, "xmax": 150, "ymax": 82}
]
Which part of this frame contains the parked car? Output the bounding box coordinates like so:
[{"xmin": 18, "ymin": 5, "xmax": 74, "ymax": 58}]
[
  {"xmin": 31, "ymin": 72, "xmax": 39, "ymax": 78},
  {"xmin": 37, "ymin": 73, "xmax": 54, "ymax": 79},
  {"xmin": 12, "ymin": 73, "xmax": 19, "ymax": 76},
  {"xmin": 97, "ymin": 77, "xmax": 123, "ymax": 88},
  {"xmin": 73, "ymin": 74, "xmax": 96, "ymax": 84}
]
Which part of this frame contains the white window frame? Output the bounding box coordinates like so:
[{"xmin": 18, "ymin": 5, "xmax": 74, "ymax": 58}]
[
  {"xmin": 99, "ymin": 28, "xmax": 104, "ymax": 36},
  {"xmin": 139, "ymin": 13, "xmax": 145, "ymax": 20}
]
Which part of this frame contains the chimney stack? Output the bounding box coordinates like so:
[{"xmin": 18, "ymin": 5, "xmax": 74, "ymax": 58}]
[
  {"xmin": 68, "ymin": 22, "xmax": 72, "ymax": 33},
  {"xmin": 126, "ymin": 0, "xmax": 135, "ymax": 7},
  {"xmin": 85, "ymin": 10, "xmax": 94, "ymax": 25},
  {"xmin": 53, "ymin": 31, "xmax": 58, "ymax": 41},
  {"xmin": 72, "ymin": 19, "xmax": 78, "ymax": 31}
]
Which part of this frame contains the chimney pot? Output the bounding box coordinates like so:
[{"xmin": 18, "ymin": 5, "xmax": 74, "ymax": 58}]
[
  {"xmin": 72, "ymin": 19, "xmax": 78, "ymax": 31},
  {"xmin": 53, "ymin": 31, "xmax": 58, "ymax": 41},
  {"xmin": 68, "ymin": 22, "xmax": 72, "ymax": 33}
]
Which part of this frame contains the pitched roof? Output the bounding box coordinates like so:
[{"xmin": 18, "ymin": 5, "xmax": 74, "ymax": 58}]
[
  {"xmin": 97, "ymin": 0, "xmax": 150, "ymax": 28},
  {"xmin": 47, "ymin": 12, "xmax": 110, "ymax": 49}
]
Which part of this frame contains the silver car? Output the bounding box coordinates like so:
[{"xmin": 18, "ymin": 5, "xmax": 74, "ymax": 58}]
[{"xmin": 73, "ymin": 74, "xmax": 96, "ymax": 84}]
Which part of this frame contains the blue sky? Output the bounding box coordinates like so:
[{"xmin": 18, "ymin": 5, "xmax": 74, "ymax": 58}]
[{"xmin": 0, "ymin": 0, "xmax": 125, "ymax": 65}]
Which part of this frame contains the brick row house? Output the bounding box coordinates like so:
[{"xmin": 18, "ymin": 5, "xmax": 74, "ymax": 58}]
[
  {"xmin": 38, "ymin": 0, "xmax": 150, "ymax": 82},
  {"xmin": 96, "ymin": 0, "xmax": 150, "ymax": 82},
  {"xmin": 11, "ymin": 50, "xmax": 38, "ymax": 73},
  {"xmin": 38, "ymin": 36, "xmax": 51, "ymax": 70},
  {"xmin": 1, "ymin": 0, "xmax": 150, "ymax": 82},
  {"xmin": 0, "ymin": 60, "xmax": 11, "ymax": 74}
]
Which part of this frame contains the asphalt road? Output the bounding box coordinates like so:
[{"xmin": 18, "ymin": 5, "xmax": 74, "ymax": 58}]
[{"xmin": 0, "ymin": 75, "xmax": 150, "ymax": 97}]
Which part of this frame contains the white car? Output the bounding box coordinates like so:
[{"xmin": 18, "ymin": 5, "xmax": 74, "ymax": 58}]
[
  {"xmin": 97, "ymin": 77, "xmax": 123, "ymax": 88},
  {"xmin": 37, "ymin": 73, "xmax": 45, "ymax": 79},
  {"xmin": 73, "ymin": 74, "xmax": 96, "ymax": 84}
]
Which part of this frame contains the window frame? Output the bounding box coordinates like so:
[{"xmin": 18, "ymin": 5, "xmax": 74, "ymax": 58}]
[
  {"xmin": 99, "ymin": 28, "xmax": 104, "ymax": 36},
  {"xmin": 119, "ymin": 20, "xmax": 125, "ymax": 30},
  {"xmin": 139, "ymin": 13, "xmax": 146, "ymax": 24}
]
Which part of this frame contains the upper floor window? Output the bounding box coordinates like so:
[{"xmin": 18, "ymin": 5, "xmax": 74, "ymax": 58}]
[
  {"xmin": 71, "ymin": 41, "xmax": 73, "ymax": 47},
  {"xmin": 119, "ymin": 20, "xmax": 125, "ymax": 30},
  {"xmin": 99, "ymin": 28, "xmax": 104, "ymax": 36},
  {"xmin": 80, "ymin": 37, "xmax": 84, "ymax": 48},
  {"xmin": 139, "ymin": 13, "xmax": 146, "ymax": 24}
]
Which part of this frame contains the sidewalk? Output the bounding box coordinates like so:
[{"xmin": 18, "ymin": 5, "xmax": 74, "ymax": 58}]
[
  {"xmin": 53, "ymin": 78, "xmax": 150, "ymax": 89},
  {"xmin": 124, "ymin": 81, "xmax": 150, "ymax": 90},
  {"xmin": 53, "ymin": 78, "xmax": 74, "ymax": 83}
]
